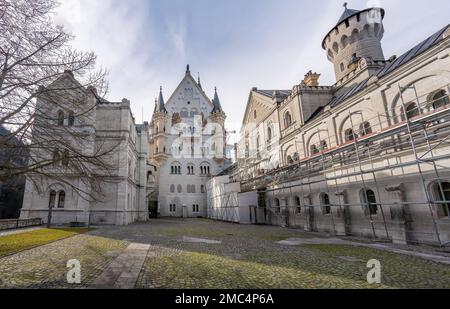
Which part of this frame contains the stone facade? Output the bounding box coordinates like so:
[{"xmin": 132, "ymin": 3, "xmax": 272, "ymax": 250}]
[
  {"xmin": 148, "ymin": 67, "xmax": 231, "ymax": 218},
  {"xmin": 210, "ymin": 6, "xmax": 450, "ymax": 246},
  {"xmin": 20, "ymin": 72, "xmax": 151, "ymax": 226}
]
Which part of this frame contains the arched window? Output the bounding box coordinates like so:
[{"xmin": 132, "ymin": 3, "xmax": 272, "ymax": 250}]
[
  {"xmin": 340, "ymin": 62, "xmax": 345, "ymax": 72},
  {"xmin": 310, "ymin": 145, "xmax": 319, "ymax": 155},
  {"xmin": 287, "ymin": 155, "xmax": 293, "ymax": 164},
  {"xmin": 341, "ymin": 35, "xmax": 349, "ymax": 48},
  {"xmin": 190, "ymin": 108, "xmax": 198, "ymax": 117},
  {"xmin": 68, "ymin": 111, "xmax": 75, "ymax": 126},
  {"xmin": 171, "ymin": 163, "xmax": 181, "ymax": 175},
  {"xmin": 58, "ymin": 191, "xmax": 65, "ymax": 208},
  {"xmin": 177, "ymin": 184, "xmax": 182, "ymax": 193},
  {"xmin": 267, "ymin": 126, "xmax": 272, "ymax": 142},
  {"xmin": 254, "ymin": 110, "xmax": 257, "ymax": 119},
  {"xmin": 180, "ymin": 108, "xmax": 189, "ymax": 118},
  {"xmin": 274, "ymin": 198, "xmax": 281, "ymax": 213},
  {"xmin": 350, "ymin": 29, "xmax": 360, "ymax": 43},
  {"xmin": 170, "ymin": 184, "xmax": 175, "ymax": 193},
  {"xmin": 345, "ymin": 128, "xmax": 357, "ymax": 142},
  {"xmin": 405, "ymin": 103, "xmax": 420, "ymax": 120},
  {"xmin": 201, "ymin": 185, "xmax": 206, "ymax": 193},
  {"xmin": 432, "ymin": 90, "xmax": 449, "ymax": 110},
  {"xmin": 360, "ymin": 189, "xmax": 378, "ymax": 215},
  {"xmin": 284, "ymin": 112, "xmax": 292, "ymax": 128},
  {"xmin": 320, "ymin": 193, "xmax": 331, "ymax": 215},
  {"xmin": 62, "ymin": 150, "xmax": 70, "ymax": 167},
  {"xmin": 57, "ymin": 110, "xmax": 64, "ymax": 126},
  {"xmin": 332, "ymin": 42, "xmax": 339, "ymax": 53},
  {"xmin": 49, "ymin": 191, "xmax": 57, "ymax": 209},
  {"xmin": 53, "ymin": 149, "xmax": 60, "ymax": 165},
  {"xmin": 431, "ymin": 181, "xmax": 450, "ymax": 218},
  {"xmin": 295, "ymin": 196, "xmax": 301, "ymax": 214},
  {"xmin": 201, "ymin": 164, "xmax": 210, "ymax": 175},
  {"xmin": 360, "ymin": 122, "xmax": 372, "ymax": 136}
]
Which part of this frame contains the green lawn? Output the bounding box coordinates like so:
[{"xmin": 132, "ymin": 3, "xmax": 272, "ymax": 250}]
[{"xmin": 0, "ymin": 228, "xmax": 92, "ymax": 258}]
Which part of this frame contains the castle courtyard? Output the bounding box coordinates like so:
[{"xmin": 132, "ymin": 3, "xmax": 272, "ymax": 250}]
[{"xmin": 0, "ymin": 219, "xmax": 449, "ymax": 289}]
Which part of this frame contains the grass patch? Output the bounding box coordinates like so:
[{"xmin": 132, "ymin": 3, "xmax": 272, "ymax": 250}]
[{"xmin": 0, "ymin": 228, "xmax": 92, "ymax": 258}]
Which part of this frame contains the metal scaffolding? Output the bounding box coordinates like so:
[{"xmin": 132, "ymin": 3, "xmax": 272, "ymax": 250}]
[{"xmin": 236, "ymin": 84, "xmax": 450, "ymax": 246}]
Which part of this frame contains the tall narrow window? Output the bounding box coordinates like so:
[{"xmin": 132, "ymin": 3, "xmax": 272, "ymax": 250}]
[
  {"xmin": 284, "ymin": 112, "xmax": 292, "ymax": 128},
  {"xmin": 49, "ymin": 191, "xmax": 57, "ymax": 209},
  {"xmin": 320, "ymin": 193, "xmax": 331, "ymax": 215},
  {"xmin": 58, "ymin": 191, "xmax": 65, "ymax": 208},
  {"xmin": 62, "ymin": 150, "xmax": 70, "ymax": 167},
  {"xmin": 68, "ymin": 111, "xmax": 75, "ymax": 126},
  {"xmin": 361, "ymin": 189, "xmax": 378, "ymax": 215},
  {"xmin": 57, "ymin": 110, "xmax": 64, "ymax": 126}
]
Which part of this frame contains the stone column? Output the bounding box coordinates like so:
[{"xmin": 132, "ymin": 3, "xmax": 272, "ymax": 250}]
[{"xmin": 385, "ymin": 184, "xmax": 410, "ymax": 245}]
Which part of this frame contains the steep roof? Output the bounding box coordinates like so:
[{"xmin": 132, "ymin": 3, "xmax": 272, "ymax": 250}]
[
  {"xmin": 154, "ymin": 86, "xmax": 167, "ymax": 113},
  {"xmin": 212, "ymin": 87, "xmax": 224, "ymax": 113}
]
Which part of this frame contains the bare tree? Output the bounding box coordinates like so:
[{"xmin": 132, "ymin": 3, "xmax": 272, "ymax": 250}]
[{"xmin": 0, "ymin": 0, "xmax": 119, "ymax": 204}]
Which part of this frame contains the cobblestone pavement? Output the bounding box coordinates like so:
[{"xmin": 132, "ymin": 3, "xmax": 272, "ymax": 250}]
[
  {"xmin": 89, "ymin": 219, "xmax": 450, "ymax": 289},
  {"xmin": 1, "ymin": 219, "xmax": 449, "ymax": 289}
]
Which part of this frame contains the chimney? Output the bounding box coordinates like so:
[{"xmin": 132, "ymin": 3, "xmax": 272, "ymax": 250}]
[{"xmin": 303, "ymin": 71, "xmax": 321, "ymax": 87}]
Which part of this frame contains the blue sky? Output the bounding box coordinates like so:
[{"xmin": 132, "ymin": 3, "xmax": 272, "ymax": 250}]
[{"xmin": 56, "ymin": 0, "xmax": 450, "ymax": 137}]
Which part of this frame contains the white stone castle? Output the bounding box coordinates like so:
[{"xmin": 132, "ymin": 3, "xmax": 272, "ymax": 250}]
[
  {"xmin": 20, "ymin": 5, "xmax": 450, "ymax": 246},
  {"xmin": 20, "ymin": 66, "xmax": 230, "ymax": 225},
  {"xmin": 207, "ymin": 5, "xmax": 450, "ymax": 246}
]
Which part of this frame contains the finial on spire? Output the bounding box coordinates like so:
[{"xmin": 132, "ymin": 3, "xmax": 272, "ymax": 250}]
[
  {"xmin": 186, "ymin": 64, "xmax": 191, "ymax": 75},
  {"xmin": 343, "ymin": 2, "xmax": 348, "ymax": 10}
]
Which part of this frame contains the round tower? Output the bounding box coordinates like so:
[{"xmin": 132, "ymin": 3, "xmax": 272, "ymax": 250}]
[{"xmin": 322, "ymin": 3, "xmax": 385, "ymax": 82}]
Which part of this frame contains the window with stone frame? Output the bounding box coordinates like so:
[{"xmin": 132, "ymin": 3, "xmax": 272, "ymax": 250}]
[{"xmin": 320, "ymin": 193, "xmax": 331, "ymax": 215}]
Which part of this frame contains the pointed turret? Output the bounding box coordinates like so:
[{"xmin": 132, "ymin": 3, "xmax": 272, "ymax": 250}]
[
  {"xmin": 197, "ymin": 73, "xmax": 202, "ymax": 90},
  {"xmin": 155, "ymin": 86, "xmax": 167, "ymax": 113},
  {"xmin": 186, "ymin": 64, "xmax": 191, "ymax": 75},
  {"xmin": 212, "ymin": 87, "xmax": 224, "ymax": 114}
]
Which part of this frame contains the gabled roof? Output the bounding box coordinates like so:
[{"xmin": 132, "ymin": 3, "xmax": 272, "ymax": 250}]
[{"xmin": 163, "ymin": 67, "xmax": 214, "ymax": 110}]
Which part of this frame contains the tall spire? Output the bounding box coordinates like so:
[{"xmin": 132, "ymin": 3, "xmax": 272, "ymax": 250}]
[
  {"xmin": 212, "ymin": 87, "xmax": 224, "ymax": 114},
  {"xmin": 197, "ymin": 72, "xmax": 202, "ymax": 90},
  {"xmin": 155, "ymin": 86, "xmax": 167, "ymax": 113}
]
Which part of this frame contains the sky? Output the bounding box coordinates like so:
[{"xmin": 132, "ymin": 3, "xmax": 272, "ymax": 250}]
[{"xmin": 55, "ymin": 0, "xmax": 450, "ymax": 140}]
